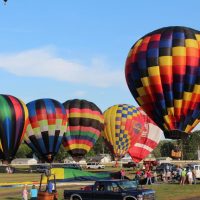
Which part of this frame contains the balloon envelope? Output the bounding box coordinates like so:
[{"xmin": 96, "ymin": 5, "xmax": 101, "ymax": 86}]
[
  {"xmin": 62, "ymin": 99, "xmax": 104, "ymax": 162},
  {"xmin": 24, "ymin": 98, "xmax": 67, "ymax": 163},
  {"xmin": 103, "ymin": 104, "xmax": 144, "ymax": 160},
  {"xmin": 128, "ymin": 108, "xmax": 162, "ymax": 163},
  {"xmin": 0, "ymin": 94, "xmax": 28, "ymax": 163},
  {"xmin": 125, "ymin": 26, "xmax": 200, "ymax": 139}
]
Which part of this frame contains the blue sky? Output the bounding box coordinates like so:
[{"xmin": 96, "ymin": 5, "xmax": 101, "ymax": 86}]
[{"xmin": 1, "ymin": 0, "xmax": 200, "ymax": 135}]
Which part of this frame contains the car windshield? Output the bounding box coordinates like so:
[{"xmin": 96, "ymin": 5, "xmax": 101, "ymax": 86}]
[{"xmin": 118, "ymin": 181, "xmax": 138, "ymax": 190}]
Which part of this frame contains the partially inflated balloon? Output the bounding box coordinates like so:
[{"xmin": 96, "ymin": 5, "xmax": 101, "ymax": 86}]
[
  {"xmin": 24, "ymin": 99, "xmax": 67, "ymax": 163},
  {"xmin": 129, "ymin": 108, "xmax": 162, "ymax": 163},
  {"xmin": 63, "ymin": 99, "xmax": 104, "ymax": 162},
  {"xmin": 0, "ymin": 95, "xmax": 28, "ymax": 163},
  {"xmin": 125, "ymin": 26, "xmax": 200, "ymax": 139},
  {"xmin": 103, "ymin": 104, "xmax": 144, "ymax": 160}
]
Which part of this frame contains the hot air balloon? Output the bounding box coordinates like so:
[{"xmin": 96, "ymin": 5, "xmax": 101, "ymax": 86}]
[
  {"xmin": 128, "ymin": 108, "xmax": 162, "ymax": 163},
  {"xmin": 103, "ymin": 104, "xmax": 144, "ymax": 160},
  {"xmin": 62, "ymin": 99, "xmax": 104, "ymax": 162},
  {"xmin": 0, "ymin": 94, "xmax": 28, "ymax": 163},
  {"xmin": 125, "ymin": 26, "xmax": 200, "ymax": 139},
  {"xmin": 24, "ymin": 99, "xmax": 67, "ymax": 163}
]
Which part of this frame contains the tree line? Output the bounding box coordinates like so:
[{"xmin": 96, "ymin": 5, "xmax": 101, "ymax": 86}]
[{"xmin": 15, "ymin": 131, "xmax": 200, "ymax": 162}]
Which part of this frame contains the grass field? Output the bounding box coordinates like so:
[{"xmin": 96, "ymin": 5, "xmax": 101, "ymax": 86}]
[{"xmin": 0, "ymin": 173, "xmax": 200, "ymax": 200}]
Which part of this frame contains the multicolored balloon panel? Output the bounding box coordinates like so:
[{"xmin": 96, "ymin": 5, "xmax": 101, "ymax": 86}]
[
  {"xmin": 103, "ymin": 104, "xmax": 144, "ymax": 160},
  {"xmin": 129, "ymin": 108, "xmax": 162, "ymax": 163},
  {"xmin": 125, "ymin": 26, "xmax": 200, "ymax": 139},
  {"xmin": 24, "ymin": 99, "xmax": 67, "ymax": 163},
  {"xmin": 62, "ymin": 99, "xmax": 104, "ymax": 162},
  {"xmin": 0, "ymin": 95, "xmax": 28, "ymax": 162}
]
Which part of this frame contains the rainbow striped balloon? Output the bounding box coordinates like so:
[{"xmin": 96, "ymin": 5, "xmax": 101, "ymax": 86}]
[
  {"xmin": 0, "ymin": 94, "xmax": 28, "ymax": 163},
  {"xmin": 62, "ymin": 99, "xmax": 104, "ymax": 162},
  {"xmin": 24, "ymin": 99, "xmax": 67, "ymax": 163},
  {"xmin": 125, "ymin": 26, "xmax": 200, "ymax": 139},
  {"xmin": 103, "ymin": 104, "xmax": 144, "ymax": 160}
]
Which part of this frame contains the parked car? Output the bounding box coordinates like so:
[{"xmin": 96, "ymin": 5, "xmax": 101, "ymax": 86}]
[
  {"xmin": 156, "ymin": 163, "xmax": 177, "ymax": 173},
  {"xmin": 122, "ymin": 162, "xmax": 137, "ymax": 168},
  {"xmin": 64, "ymin": 180, "xmax": 156, "ymax": 200},
  {"xmin": 53, "ymin": 163, "xmax": 82, "ymax": 170},
  {"xmin": 86, "ymin": 162, "xmax": 105, "ymax": 169},
  {"xmin": 36, "ymin": 165, "xmax": 50, "ymax": 173}
]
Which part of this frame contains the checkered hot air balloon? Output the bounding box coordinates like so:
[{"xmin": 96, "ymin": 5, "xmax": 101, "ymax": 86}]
[
  {"xmin": 62, "ymin": 99, "xmax": 104, "ymax": 162},
  {"xmin": 125, "ymin": 26, "xmax": 200, "ymax": 139},
  {"xmin": 103, "ymin": 104, "xmax": 144, "ymax": 160},
  {"xmin": 24, "ymin": 99, "xmax": 67, "ymax": 163},
  {"xmin": 128, "ymin": 108, "xmax": 162, "ymax": 163},
  {"xmin": 0, "ymin": 95, "xmax": 29, "ymax": 163}
]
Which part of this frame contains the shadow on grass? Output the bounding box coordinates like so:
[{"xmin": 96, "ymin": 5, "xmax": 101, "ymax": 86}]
[{"xmin": 4, "ymin": 198, "xmax": 21, "ymax": 200}]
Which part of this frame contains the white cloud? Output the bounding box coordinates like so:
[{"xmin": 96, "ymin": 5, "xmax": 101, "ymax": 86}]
[
  {"xmin": 0, "ymin": 47, "xmax": 124, "ymax": 87},
  {"xmin": 72, "ymin": 90, "xmax": 87, "ymax": 98}
]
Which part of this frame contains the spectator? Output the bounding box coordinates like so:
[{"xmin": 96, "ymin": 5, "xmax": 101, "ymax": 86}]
[
  {"xmin": 192, "ymin": 168, "xmax": 197, "ymax": 184},
  {"xmin": 153, "ymin": 171, "xmax": 158, "ymax": 183},
  {"xmin": 187, "ymin": 170, "xmax": 193, "ymax": 185},
  {"xmin": 30, "ymin": 185, "xmax": 38, "ymax": 200},
  {"xmin": 22, "ymin": 184, "xmax": 28, "ymax": 200},
  {"xmin": 135, "ymin": 169, "xmax": 142, "ymax": 184},
  {"xmin": 146, "ymin": 170, "xmax": 152, "ymax": 185},
  {"xmin": 120, "ymin": 169, "xmax": 125, "ymax": 180},
  {"xmin": 180, "ymin": 168, "xmax": 186, "ymax": 185},
  {"xmin": 176, "ymin": 166, "xmax": 182, "ymax": 182},
  {"xmin": 47, "ymin": 181, "xmax": 53, "ymax": 193}
]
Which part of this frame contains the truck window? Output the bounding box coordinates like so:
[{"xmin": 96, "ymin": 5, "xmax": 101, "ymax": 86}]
[{"xmin": 95, "ymin": 183, "xmax": 105, "ymax": 191}]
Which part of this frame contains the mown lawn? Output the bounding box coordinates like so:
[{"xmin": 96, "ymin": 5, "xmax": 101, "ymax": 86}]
[{"xmin": 0, "ymin": 173, "xmax": 200, "ymax": 200}]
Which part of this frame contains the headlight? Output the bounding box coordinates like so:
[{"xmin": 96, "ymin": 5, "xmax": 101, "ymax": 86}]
[{"xmin": 137, "ymin": 194, "xmax": 143, "ymax": 200}]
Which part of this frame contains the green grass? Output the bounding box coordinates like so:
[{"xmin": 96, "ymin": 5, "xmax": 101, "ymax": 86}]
[{"xmin": 0, "ymin": 173, "xmax": 200, "ymax": 200}]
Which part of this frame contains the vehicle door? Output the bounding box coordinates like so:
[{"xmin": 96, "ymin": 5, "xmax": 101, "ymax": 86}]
[
  {"xmin": 93, "ymin": 182, "xmax": 123, "ymax": 200},
  {"xmin": 104, "ymin": 182, "xmax": 123, "ymax": 200}
]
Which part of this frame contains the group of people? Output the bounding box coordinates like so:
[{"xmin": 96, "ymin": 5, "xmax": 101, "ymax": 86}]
[
  {"xmin": 22, "ymin": 184, "xmax": 38, "ymax": 200},
  {"xmin": 160, "ymin": 165, "xmax": 197, "ymax": 185},
  {"xmin": 22, "ymin": 181, "xmax": 55, "ymax": 200},
  {"xmin": 135, "ymin": 169, "xmax": 157, "ymax": 185}
]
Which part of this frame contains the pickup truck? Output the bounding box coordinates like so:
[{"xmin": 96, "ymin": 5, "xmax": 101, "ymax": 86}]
[{"xmin": 63, "ymin": 179, "xmax": 155, "ymax": 200}]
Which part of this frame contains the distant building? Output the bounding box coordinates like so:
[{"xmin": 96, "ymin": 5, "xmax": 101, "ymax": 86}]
[
  {"xmin": 11, "ymin": 158, "xmax": 38, "ymax": 165},
  {"xmin": 157, "ymin": 157, "xmax": 172, "ymax": 164},
  {"xmin": 121, "ymin": 154, "xmax": 132, "ymax": 163},
  {"xmin": 87, "ymin": 154, "xmax": 112, "ymax": 163}
]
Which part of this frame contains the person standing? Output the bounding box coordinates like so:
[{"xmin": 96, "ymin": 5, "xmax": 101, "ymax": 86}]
[
  {"xmin": 120, "ymin": 169, "xmax": 125, "ymax": 180},
  {"xmin": 146, "ymin": 170, "xmax": 152, "ymax": 185},
  {"xmin": 22, "ymin": 184, "xmax": 28, "ymax": 200},
  {"xmin": 180, "ymin": 168, "xmax": 186, "ymax": 185},
  {"xmin": 192, "ymin": 168, "xmax": 197, "ymax": 184},
  {"xmin": 187, "ymin": 170, "xmax": 193, "ymax": 185},
  {"xmin": 30, "ymin": 185, "xmax": 38, "ymax": 200}
]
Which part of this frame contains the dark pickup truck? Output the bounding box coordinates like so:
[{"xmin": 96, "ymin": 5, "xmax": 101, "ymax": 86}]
[{"xmin": 63, "ymin": 180, "xmax": 155, "ymax": 200}]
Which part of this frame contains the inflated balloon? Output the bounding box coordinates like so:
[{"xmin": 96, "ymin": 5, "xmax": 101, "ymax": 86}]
[
  {"xmin": 62, "ymin": 99, "xmax": 104, "ymax": 162},
  {"xmin": 128, "ymin": 108, "xmax": 162, "ymax": 163},
  {"xmin": 0, "ymin": 95, "xmax": 28, "ymax": 163},
  {"xmin": 103, "ymin": 104, "xmax": 144, "ymax": 160},
  {"xmin": 125, "ymin": 26, "xmax": 200, "ymax": 139},
  {"xmin": 24, "ymin": 99, "xmax": 67, "ymax": 163}
]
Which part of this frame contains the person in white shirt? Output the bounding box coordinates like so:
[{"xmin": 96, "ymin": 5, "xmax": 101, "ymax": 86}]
[{"xmin": 187, "ymin": 170, "xmax": 193, "ymax": 185}]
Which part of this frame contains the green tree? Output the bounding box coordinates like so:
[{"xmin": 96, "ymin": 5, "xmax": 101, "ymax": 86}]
[
  {"xmin": 54, "ymin": 145, "xmax": 69, "ymax": 162},
  {"xmin": 15, "ymin": 143, "xmax": 32, "ymax": 158},
  {"xmin": 182, "ymin": 131, "xmax": 200, "ymax": 160},
  {"xmin": 160, "ymin": 141, "xmax": 174, "ymax": 157}
]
